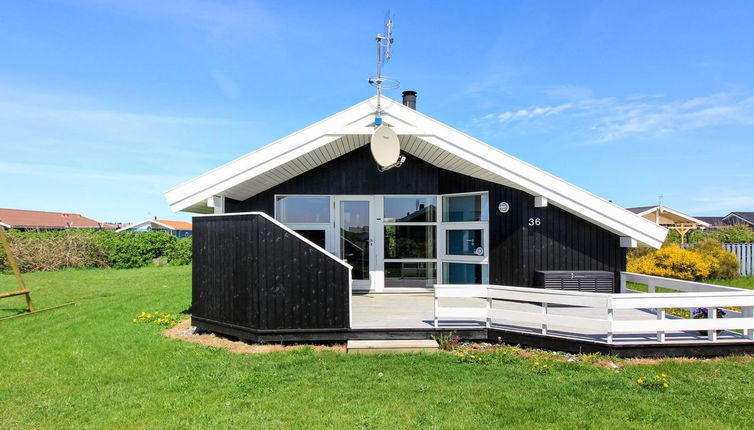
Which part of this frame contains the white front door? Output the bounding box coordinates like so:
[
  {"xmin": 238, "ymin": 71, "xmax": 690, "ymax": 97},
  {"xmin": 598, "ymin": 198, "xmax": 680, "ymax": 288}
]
[{"xmin": 334, "ymin": 196, "xmax": 377, "ymax": 291}]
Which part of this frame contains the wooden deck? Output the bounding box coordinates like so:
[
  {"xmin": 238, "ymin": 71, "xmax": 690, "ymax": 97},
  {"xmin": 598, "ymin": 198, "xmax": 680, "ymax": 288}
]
[{"xmin": 351, "ymin": 293, "xmax": 754, "ymax": 357}]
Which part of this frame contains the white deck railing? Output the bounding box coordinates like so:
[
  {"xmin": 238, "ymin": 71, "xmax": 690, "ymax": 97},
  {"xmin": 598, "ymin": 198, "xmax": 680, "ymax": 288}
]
[{"xmin": 434, "ymin": 273, "xmax": 754, "ymax": 344}]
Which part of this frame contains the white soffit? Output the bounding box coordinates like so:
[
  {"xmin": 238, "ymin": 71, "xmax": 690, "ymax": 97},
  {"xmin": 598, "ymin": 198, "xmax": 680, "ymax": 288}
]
[
  {"xmin": 165, "ymin": 96, "xmax": 667, "ymax": 248},
  {"xmin": 635, "ymin": 206, "xmax": 711, "ymax": 227}
]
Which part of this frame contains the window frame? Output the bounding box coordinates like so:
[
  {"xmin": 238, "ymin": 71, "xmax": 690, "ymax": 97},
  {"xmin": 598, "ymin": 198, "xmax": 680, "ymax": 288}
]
[{"xmin": 274, "ymin": 195, "xmax": 333, "ymax": 252}]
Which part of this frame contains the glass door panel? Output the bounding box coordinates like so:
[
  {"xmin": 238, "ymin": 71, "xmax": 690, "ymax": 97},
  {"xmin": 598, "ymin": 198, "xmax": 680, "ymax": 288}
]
[{"xmin": 339, "ymin": 200, "xmax": 370, "ymax": 281}]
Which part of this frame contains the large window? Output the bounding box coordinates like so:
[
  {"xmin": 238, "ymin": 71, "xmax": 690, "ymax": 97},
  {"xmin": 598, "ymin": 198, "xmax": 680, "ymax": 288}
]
[
  {"xmin": 382, "ymin": 196, "xmax": 438, "ymax": 289},
  {"xmin": 384, "ymin": 262, "xmax": 437, "ymax": 288},
  {"xmin": 442, "ymin": 194, "xmax": 488, "ymax": 222},
  {"xmin": 384, "ymin": 197, "xmax": 437, "ymax": 222},
  {"xmin": 276, "ymin": 196, "xmax": 330, "ymax": 223},
  {"xmin": 442, "ymin": 262, "xmax": 489, "ymax": 284},
  {"xmin": 445, "ymin": 229, "xmax": 483, "ymax": 256},
  {"xmin": 384, "ymin": 225, "xmax": 436, "ymax": 259},
  {"xmin": 275, "ymin": 195, "xmax": 332, "ymax": 252},
  {"xmin": 439, "ymin": 193, "xmax": 489, "ymax": 284}
]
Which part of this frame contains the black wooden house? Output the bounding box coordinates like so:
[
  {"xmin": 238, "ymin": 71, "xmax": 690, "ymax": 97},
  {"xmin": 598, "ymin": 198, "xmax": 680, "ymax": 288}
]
[{"xmin": 165, "ymin": 93, "xmax": 667, "ymax": 342}]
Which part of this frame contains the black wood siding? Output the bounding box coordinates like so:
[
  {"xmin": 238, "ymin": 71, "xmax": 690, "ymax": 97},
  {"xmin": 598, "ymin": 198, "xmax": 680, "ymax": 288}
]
[
  {"xmin": 225, "ymin": 145, "xmax": 626, "ymax": 288},
  {"xmin": 192, "ymin": 213, "xmax": 350, "ymax": 331}
]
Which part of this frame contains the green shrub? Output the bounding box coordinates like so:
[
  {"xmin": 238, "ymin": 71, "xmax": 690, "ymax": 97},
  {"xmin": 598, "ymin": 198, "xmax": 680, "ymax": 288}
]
[
  {"xmin": 0, "ymin": 229, "xmax": 191, "ymax": 273},
  {"xmin": 716, "ymin": 224, "xmax": 754, "ymax": 243},
  {"xmin": 168, "ymin": 237, "xmax": 192, "ymax": 266},
  {"xmin": 663, "ymin": 229, "xmax": 681, "ymax": 245},
  {"xmin": 689, "ymin": 224, "xmax": 754, "ymax": 244}
]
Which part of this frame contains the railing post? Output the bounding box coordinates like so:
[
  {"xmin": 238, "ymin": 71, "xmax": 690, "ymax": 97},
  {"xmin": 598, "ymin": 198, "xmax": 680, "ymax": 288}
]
[
  {"xmin": 648, "ymin": 279, "xmax": 656, "ymax": 294},
  {"xmin": 541, "ymin": 302, "xmax": 548, "ymax": 335},
  {"xmin": 620, "ymin": 273, "xmax": 627, "ymax": 293},
  {"xmin": 656, "ymin": 308, "xmax": 666, "ymax": 343},
  {"xmin": 607, "ymin": 306, "xmax": 614, "ymax": 344},
  {"xmin": 486, "ymin": 295, "xmax": 491, "ymax": 329},
  {"xmin": 434, "ymin": 293, "xmax": 439, "ymax": 328},
  {"xmin": 708, "ymin": 307, "xmax": 717, "ymax": 342},
  {"xmin": 744, "ymin": 306, "xmax": 754, "ymax": 341}
]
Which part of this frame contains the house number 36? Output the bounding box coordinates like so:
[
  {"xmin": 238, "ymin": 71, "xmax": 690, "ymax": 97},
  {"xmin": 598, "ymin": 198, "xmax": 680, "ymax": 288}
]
[{"xmin": 528, "ymin": 217, "xmax": 541, "ymax": 226}]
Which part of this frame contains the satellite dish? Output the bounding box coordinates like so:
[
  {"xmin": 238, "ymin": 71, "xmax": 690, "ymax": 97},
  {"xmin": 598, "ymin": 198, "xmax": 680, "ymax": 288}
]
[{"xmin": 371, "ymin": 126, "xmax": 401, "ymax": 169}]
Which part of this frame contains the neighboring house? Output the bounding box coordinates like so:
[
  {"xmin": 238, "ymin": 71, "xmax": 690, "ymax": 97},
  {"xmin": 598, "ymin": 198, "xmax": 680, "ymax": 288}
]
[
  {"xmin": 722, "ymin": 212, "xmax": 754, "ymax": 228},
  {"xmin": 164, "ymin": 92, "xmax": 667, "ymax": 342},
  {"xmin": 0, "ymin": 207, "xmax": 102, "ymax": 231},
  {"xmin": 627, "ymin": 205, "xmax": 710, "ymax": 243},
  {"xmin": 100, "ymin": 222, "xmax": 129, "ymax": 231},
  {"xmin": 116, "ymin": 219, "xmax": 192, "ymax": 238},
  {"xmin": 694, "ymin": 216, "xmax": 727, "ymax": 230}
]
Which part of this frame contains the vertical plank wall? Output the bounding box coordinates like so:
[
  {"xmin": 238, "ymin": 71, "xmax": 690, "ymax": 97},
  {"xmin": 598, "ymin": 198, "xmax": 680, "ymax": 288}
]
[
  {"xmin": 226, "ymin": 145, "xmax": 627, "ymax": 288},
  {"xmin": 192, "ymin": 214, "xmax": 350, "ymax": 331}
]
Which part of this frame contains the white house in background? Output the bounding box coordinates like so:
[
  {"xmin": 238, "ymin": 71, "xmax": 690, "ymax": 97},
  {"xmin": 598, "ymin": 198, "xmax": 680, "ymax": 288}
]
[
  {"xmin": 627, "ymin": 205, "xmax": 710, "ymax": 243},
  {"xmin": 117, "ymin": 218, "xmax": 192, "ymax": 238}
]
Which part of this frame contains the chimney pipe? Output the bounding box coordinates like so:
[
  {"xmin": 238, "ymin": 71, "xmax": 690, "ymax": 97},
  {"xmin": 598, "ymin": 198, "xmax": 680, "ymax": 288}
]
[{"xmin": 402, "ymin": 90, "xmax": 417, "ymax": 110}]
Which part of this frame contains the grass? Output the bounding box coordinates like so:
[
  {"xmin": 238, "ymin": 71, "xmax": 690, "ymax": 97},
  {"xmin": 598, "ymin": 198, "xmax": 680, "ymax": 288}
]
[
  {"xmin": 1, "ymin": 267, "xmax": 754, "ymax": 429},
  {"xmin": 628, "ymin": 276, "xmax": 754, "ymax": 293}
]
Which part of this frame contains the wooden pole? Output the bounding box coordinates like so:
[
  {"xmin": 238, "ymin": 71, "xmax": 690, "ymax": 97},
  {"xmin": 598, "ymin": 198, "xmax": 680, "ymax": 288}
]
[{"xmin": 0, "ymin": 227, "xmax": 34, "ymax": 312}]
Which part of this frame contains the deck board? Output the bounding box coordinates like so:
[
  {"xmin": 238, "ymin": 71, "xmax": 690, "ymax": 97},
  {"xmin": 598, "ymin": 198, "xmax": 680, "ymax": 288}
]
[{"xmin": 351, "ymin": 293, "xmax": 754, "ymax": 345}]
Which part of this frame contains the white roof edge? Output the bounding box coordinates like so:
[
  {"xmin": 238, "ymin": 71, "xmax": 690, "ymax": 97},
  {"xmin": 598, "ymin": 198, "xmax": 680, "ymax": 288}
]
[
  {"xmin": 165, "ymin": 95, "xmax": 667, "ymax": 248},
  {"xmin": 634, "ymin": 206, "xmax": 711, "ymax": 227},
  {"xmin": 0, "ymin": 221, "xmax": 10, "ymax": 229},
  {"xmin": 164, "ymin": 97, "xmax": 375, "ymax": 211},
  {"xmin": 722, "ymin": 212, "xmax": 754, "ymax": 226},
  {"xmin": 194, "ymin": 211, "xmax": 353, "ymax": 270},
  {"xmin": 116, "ymin": 219, "xmax": 176, "ymax": 232}
]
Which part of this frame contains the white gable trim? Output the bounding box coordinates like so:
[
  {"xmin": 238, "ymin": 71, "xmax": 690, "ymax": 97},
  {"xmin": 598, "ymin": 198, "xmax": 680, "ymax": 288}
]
[
  {"xmin": 164, "ymin": 96, "xmax": 667, "ymax": 248},
  {"xmin": 722, "ymin": 213, "xmax": 754, "ymax": 227},
  {"xmin": 634, "ymin": 206, "xmax": 711, "ymax": 227},
  {"xmin": 117, "ymin": 219, "xmax": 178, "ymax": 232}
]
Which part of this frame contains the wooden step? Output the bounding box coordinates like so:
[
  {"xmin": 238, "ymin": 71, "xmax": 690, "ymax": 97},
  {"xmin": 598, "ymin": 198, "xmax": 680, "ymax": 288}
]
[{"xmin": 347, "ymin": 339, "xmax": 439, "ymax": 354}]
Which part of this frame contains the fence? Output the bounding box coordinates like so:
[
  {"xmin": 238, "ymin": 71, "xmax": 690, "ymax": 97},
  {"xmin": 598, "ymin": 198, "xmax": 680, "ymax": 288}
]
[
  {"xmin": 679, "ymin": 242, "xmax": 754, "ymax": 276},
  {"xmin": 434, "ymin": 273, "xmax": 754, "ymax": 344},
  {"xmin": 725, "ymin": 243, "xmax": 754, "ymax": 276}
]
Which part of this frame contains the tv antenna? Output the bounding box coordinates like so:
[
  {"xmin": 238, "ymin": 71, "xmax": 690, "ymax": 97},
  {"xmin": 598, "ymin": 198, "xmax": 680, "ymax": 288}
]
[
  {"xmin": 368, "ymin": 12, "xmax": 399, "ymax": 127},
  {"xmin": 367, "ymin": 13, "xmax": 405, "ymax": 172}
]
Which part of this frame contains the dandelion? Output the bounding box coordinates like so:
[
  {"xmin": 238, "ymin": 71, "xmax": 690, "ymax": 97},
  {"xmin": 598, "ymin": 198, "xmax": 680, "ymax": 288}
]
[
  {"xmin": 637, "ymin": 379, "xmax": 644, "ymax": 384},
  {"xmin": 663, "ymin": 383, "xmax": 669, "ymax": 388},
  {"xmin": 534, "ymin": 361, "xmax": 540, "ymax": 366}
]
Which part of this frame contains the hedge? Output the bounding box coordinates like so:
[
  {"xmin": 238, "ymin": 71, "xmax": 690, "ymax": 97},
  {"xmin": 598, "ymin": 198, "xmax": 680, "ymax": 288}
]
[{"xmin": 0, "ymin": 229, "xmax": 192, "ymax": 273}]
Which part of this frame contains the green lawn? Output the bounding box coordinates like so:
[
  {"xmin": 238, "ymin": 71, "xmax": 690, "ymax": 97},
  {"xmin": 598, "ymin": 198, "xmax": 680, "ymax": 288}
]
[
  {"xmin": 628, "ymin": 276, "xmax": 754, "ymax": 293},
  {"xmin": 708, "ymin": 276, "xmax": 754, "ymax": 290},
  {"xmin": 2, "ymin": 267, "xmax": 754, "ymax": 429}
]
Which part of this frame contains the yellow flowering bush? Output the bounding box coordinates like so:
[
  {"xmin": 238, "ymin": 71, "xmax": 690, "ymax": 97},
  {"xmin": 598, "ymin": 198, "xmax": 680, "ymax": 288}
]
[
  {"xmin": 636, "ymin": 374, "xmax": 669, "ymax": 390},
  {"xmin": 627, "ymin": 245, "xmax": 711, "ymax": 280},
  {"xmin": 132, "ymin": 311, "xmax": 179, "ymax": 328}
]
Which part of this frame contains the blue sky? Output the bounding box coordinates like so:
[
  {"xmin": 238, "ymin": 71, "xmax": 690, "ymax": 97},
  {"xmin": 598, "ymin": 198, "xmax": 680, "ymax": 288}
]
[{"xmin": 2, "ymin": 1, "xmax": 754, "ymax": 223}]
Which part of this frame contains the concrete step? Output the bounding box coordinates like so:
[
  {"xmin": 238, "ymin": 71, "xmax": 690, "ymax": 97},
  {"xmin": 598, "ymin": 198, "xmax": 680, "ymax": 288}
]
[{"xmin": 347, "ymin": 339, "xmax": 440, "ymax": 354}]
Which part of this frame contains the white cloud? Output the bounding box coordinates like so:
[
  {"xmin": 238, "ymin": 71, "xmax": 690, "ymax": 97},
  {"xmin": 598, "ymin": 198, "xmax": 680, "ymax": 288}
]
[
  {"xmin": 684, "ymin": 187, "xmax": 754, "ymax": 215},
  {"xmin": 478, "ymin": 91, "xmax": 754, "ymax": 143}
]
